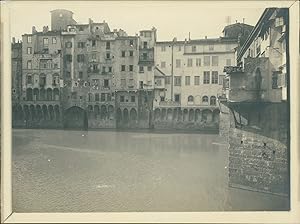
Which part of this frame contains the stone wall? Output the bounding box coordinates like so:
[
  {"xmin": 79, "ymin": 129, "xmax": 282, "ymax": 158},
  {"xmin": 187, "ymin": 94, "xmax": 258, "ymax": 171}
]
[{"xmin": 223, "ymin": 102, "xmax": 289, "ymax": 196}]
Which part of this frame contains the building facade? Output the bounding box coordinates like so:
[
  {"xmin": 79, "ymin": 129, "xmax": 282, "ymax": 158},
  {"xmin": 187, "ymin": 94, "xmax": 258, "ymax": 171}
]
[
  {"xmin": 220, "ymin": 8, "xmax": 289, "ymax": 196},
  {"xmin": 12, "ymin": 9, "xmax": 252, "ymax": 131}
]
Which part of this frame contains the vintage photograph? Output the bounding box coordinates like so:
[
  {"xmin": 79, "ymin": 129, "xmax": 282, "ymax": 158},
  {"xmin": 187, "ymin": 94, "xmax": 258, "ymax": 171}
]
[{"xmin": 9, "ymin": 1, "xmax": 290, "ymax": 213}]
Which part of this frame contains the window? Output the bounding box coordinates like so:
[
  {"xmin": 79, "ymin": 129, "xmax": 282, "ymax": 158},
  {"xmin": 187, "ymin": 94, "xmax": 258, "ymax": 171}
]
[
  {"xmin": 65, "ymin": 54, "xmax": 72, "ymax": 62},
  {"xmin": 204, "ymin": 56, "xmax": 210, "ymax": 66},
  {"xmin": 142, "ymin": 53, "xmax": 148, "ymax": 60},
  {"xmin": 156, "ymin": 79, "xmax": 162, "ymax": 86},
  {"xmin": 192, "ymin": 45, "xmax": 196, "ymax": 52},
  {"xmin": 129, "ymin": 40, "xmax": 134, "ymax": 46},
  {"xmin": 121, "ymin": 65, "xmax": 126, "ymax": 72},
  {"xmin": 129, "ymin": 79, "xmax": 134, "ymax": 88},
  {"xmin": 212, "ymin": 56, "xmax": 219, "ymax": 66},
  {"xmin": 78, "ymin": 42, "xmax": 85, "ymax": 48},
  {"xmin": 176, "ymin": 59, "xmax": 181, "ymax": 68},
  {"xmin": 160, "ymin": 96, "xmax": 165, "ymax": 101},
  {"xmin": 54, "ymin": 63, "xmax": 58, "ymax": 69},
  {"xmin": 65, "ymin": 41, "xmax": 72, "ymax": 48},
  {"xmin": 106, "ymin": 42, "xmax": 110, "ymax": 50},
  {"xmin": 139, "ymin": 66, "xmax": 144, "ymax": 73},
  {"xmin": 102, "ymin": 66, "xmax": 106, "ymax": 73},
  {"xmin": 101, "ymin": 93, "xmax": 106, "ymax": 102},
  {"xmin": 127, "ymin": 65, "xmax": 133, "ymax": 72},
  {"xmin": 52, "ymin": 37, "xmax": 57, "ymax": 44},
  {"xmin": 212, "ymin": 71, "xmax": 218, "ymax": 84},
  {"xmin": 39, "ymin": 75, "xmax": 46, "ymax": 86},
  {"xmin": 107, "ymin": 93, "xmax": 111, "ymax": 101},
  {"xmin": 79, "ymin": 71, "xmax": 83, "ymax": 79},
  {"xmin": 121, "ymin": 51, "xmax": 126, "ymax": 57},
  {"xmin": 27, "ymin": 75, "xmax": 32, "ymax": 84},
  {"xmin": 209, "ymin": 45, "xmax": 214, "ymax": 51},
  {"xmin": 27, "ymin": 60, "xmax": 32, "ymax": 69},
  {"xmin": 106, "ymin": 52, "xmax": 111, "ymax": 59},
  {"xmin": 95, "ymin": 93, "xmax": 100, "ymax": 101},
  {"xmin": 187, "ymin": 58, "xmax": 193, "ymax": 67},
  {"xmin": 272, "ymin": 72, "xmax": 279, "ymax": 89},
  {"xmin": 275, "ymin": 17, "xmax": 284, "ymax": 27},
  {"xmin": 79, "ymin": 26, "xmax": 84, "ymax": 31},
  {"xmin": 147, "ymin": 66, "xmax": 152, "ymax": 71},
  {"xmin": 108, "ymin": 67, "xmax": 112, "ymax": 73},
  {"xmin": 165, "ymin": 76, "xmax": 171, "ymax": 85},
  {"xmin": 77, "ymin": 54, "xmax": 85, "ymax": 62},
  {"xmin": 92, "ymin": 64, "xmax": 98, "ymax": 71},
  {"xmin": 196, "ymin": 58, "xmax": 201, "ymax": 66},
  {"xmin": 202, "ymin": 96, "xmax": 208, "ymax": 103},
  {"xmin": 143, "ymin": 41, "xmax": 148, "ymax": 49},
  {"xmin": 139, "ymin": 81, "xmax": 144, "ymax": 89},
  {"xmin": 161, "ymin": 46, "xmax": 166, "ymax": 51},
  {"xmin": 27, "ymin": 47, "xmax": 32, "ymax": 54},
  {"xmin": 65, "ymin": 71, "xmax": 71, "ymax": 78},
  {"xmin": 27, "ymin": 36, "xmax": 32, "ymax": 43},
  {"xmin": 131, "ymin": 96, "xmax": 135, "ymax": 102},
  {"xmin": 92, "ymin": 53, "xmax": 96, "ymax": 60},
  {"xmin": 226, "ymin": 59, "xmax": 231, "ymax": 66},
  {"xmin": 203, "ymin": 71, "xmax": 210, "ymax": 84},
  {"xmin": 185, "ymin": 76, "xmax": 190, "ymax": 85},
  {"xmin": 194, "ymin": 76, "xmax": 200, "ymax": 85},
  {"xmin": 92, "ymin": 40, "xmax": 96, "ymax": 47},
  {"xmin": 188, "ymin": 95, "xmax": 194, "ymax": 102},
  {"xmin": 210, "ymin": 96, "xmax": 216, "ymax": 105},
  {"xmin": 120, "ymin": 95, "xmax": 125, "ymax": 102},
  {"xmin": 129, "ymin": 51, "xmax": 134, "ymax": 56},
  {"xmin": 174, "ymin": 76, "xmax": 181, "ymax": 86},
  {"xmin": 104, "ymin": 79, "xmax": 109, "ymax": 88},
  {"xmin": 174, "ymin": 94, "xmax": 180, "ymax": 102},
  {"xmin": 121, "ymin": 79, "xmax": 126, "ymax": 88},
  {"xmin": 43, "ymin": 38, "xmax": 49, "ymax": 46}
]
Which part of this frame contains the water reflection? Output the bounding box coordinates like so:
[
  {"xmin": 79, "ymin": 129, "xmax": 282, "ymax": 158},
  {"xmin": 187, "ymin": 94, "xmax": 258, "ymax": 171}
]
[{"xmin": 12, "ymin": 129, "xmax": 288, "ymax": 212}]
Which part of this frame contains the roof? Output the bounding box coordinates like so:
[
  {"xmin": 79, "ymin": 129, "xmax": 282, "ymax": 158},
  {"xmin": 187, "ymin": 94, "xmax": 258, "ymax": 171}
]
[
  {"xmin": 237, "ymin": 8, "xmax": 277, "ymax": 61},
  {"xmin": 156, "ymin": 37, "xmax": 237, "ymax": 45},
  {"xmin": 222, "ymin": 22, "xmax": 254, "ymax": 32},
  {"xmin": 50, "ymin": 9, "xmax": 74, "ymax": 14},
  {"xmin": 22, "ymin": 30, "xmax": 61, "ymax": 36}
]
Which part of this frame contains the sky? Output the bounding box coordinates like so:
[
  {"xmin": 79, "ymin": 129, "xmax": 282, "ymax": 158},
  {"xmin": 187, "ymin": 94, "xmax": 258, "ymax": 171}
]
[{"xmin": 7, "ymin": 1, "xmax": 291, "ymax": 41}]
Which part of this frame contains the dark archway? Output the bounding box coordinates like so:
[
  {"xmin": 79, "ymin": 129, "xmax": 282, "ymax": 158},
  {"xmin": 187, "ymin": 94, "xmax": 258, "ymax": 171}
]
[
  {"xmin": 130, "ymin": 108, "xmax": 137, "ymax": 121},
  {"xmin": 46, "ymin": 88, "xmax": 53, "ymax": 101},
  {"xmin": 189, "ymin": 109, "xmax": 194, "ymax": 121},
  {"xmin": 36, "ymin": 105, "xmax": 42, "ymax": 121},
  {"xmin": 212, "ymin": 109, "xmax": 220, "ymax": 123},
  {"xmin": 94, "ymin": 105, "xmax": 100, "ymax": 119},
  {"xmin": 30, "ymin": 105, "xmax": 35, "ymax": 121},
  {"xmin": 195, "ymin": 109, "xmax": 201, "ymax": 122},
  {"xmin": 167, "ymin": 108, "xmax": 173, "ymax": 121},
  {"xmin": 108, "ymin": 105, "xmax": 114, "ymax": 119},
  {"xmin": 53, "ymin": 88, "xmax": 60, "ymax": 101},
  {"xmin": 64, "ymin": 106, "xmax": 88, "ymax": 130},
  {"xmin": 100, "ymin": 105, "xmax": 107, "ymax": 120},
  {"xmin": 23, "ymin": 105, "xmax": 30, "ymax": 121},
  {"xmin": 26, "ymin": 88, "xmax": 33, "ymax": 101},
  {"xmin": 161, "ymin": 108, "xmax": 166, "ymax": 121},
  {"xmin": 202, "ymin": 109, "xmax": 213, "ymax": 122},
  {"xmin": 33, "ymin": 88, "xmax": 39, "ymax": 101},
  {"xmin": 183, "ymin": 109, "xmax": 188, "ymax": 122},
  {"xmin": 48, "ymin": 105, "xmax": 54, "ymax": 120},
  {"xmin": 16, "ymin": 105, "xmax": 24, "ymax": 121},
  {"xmin": 40, "ymin": 88, "xmax": 46, "ymax": 101},
  {"xmin": 123, "ymin": 108, "xmax": 129, "ymax": 126},
  {"xmin": 116, "ymin": 108, "xmax": 122, "ymax": 127},
  {"xmin": 54, "ymin": 105, "xmax": 60, "ymax": 121},
  {"xmin": 42, "ymin": 105, "xmax": 48, "ymax": 120},
  {"xmin": 172, "ymin": 108, "xmax": 178, "ymax": 121},
  {"xmin": 154, "ymin": 108, "xmax": 161, "ymax": 121}
]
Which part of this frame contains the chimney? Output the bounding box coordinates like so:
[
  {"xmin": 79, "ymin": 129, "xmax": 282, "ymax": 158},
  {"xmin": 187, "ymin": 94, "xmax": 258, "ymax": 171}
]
[
  {"xmin": 32, "ymin": 26, "xmax": 37, "ymax": 34},
  {"xmin": 12, "ymin": 37, "xmax": 15, "ymax": 44},
  {"xmin": 205, "ymin": 36, "xmax": 207, "ymax": 39},
  {"xmin": 188, "ymin": 32, "xmax": 191, "ymax": 41},
  {"xmin": 173, "ymin": 37, "xmax": 177, "ymax": 42},
  {"xmin": 243, "ymin": 18, "xmax": 245, "ymax": 24},
  {"xmin": 43, "ymin": 26, "xmax": 48, "ymax": 33}
]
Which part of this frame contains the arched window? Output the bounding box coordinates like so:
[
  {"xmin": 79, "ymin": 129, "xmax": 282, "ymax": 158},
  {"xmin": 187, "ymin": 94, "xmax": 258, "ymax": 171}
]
[
  {"xmin": 210, "ymin": 96, "xmax": 216, "ymax": 105},
  {"xmin": 188, "ymin": 95, "xmax": 194, "ymax": 102},
  {"xmin": 202, "ymin": 96, "xmax": 208, "ymax": 103}
]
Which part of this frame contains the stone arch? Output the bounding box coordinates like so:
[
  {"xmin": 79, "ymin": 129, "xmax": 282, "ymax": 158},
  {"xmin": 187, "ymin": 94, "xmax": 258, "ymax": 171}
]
[
  {"xmin": 116, "ymin": 108, "xmax": 122, "ymax": 125},
  {"xmin": 64, "ymin": 106, "xmax": 88, "ymax": 129},
  {"xmin": 108, "ymin": 105, "xmax": 114, "ymax": 119},
  {"xmin": 88, "ymin": 93, "xmax": 93, "ymax": 102},
  {"xmin": 33, "ymin": 88, "xmax": 39, "ymax": 101},
  {"xmin": 195, "ymin": 109, "xmax": 201, "ymax": 122},
  {"xmin": 189, "ymin": 109, "xmax": 194, "ymax": 121},
  {"xmin": 213, "ymin": 109, "xmax": 220, "ymax": 123},
  {"xmin": 154, "ymin": 108, "xmax": 161, "ymax": 121},
  {"xmin": 177, "ymin": 109, "xmax": 183, "ymax": 122},
  {"xmin": 46, "ymin": 88, "xmax": 53, "ymax": 101},
  {"xmin": 29, "ymin": 104, "xmax": 35, "ymax": 121},
  {"xmin": 130, "ymin": 108, "xmax": 137, "ymax": 121},
  {"xmin": 53, "ymin": 88, "xmax": 60, "ymax": 101},
  {"xmin": 167, "ymin": 108, "xmax": 173, "ymax": 121},
  {"xmin": 42, "ymin": 105, "xmax": 48, "ymax": 120},
  {"xmin": 172, "ymin": 108, "xmax": 178, "ymax": 121},
  {"xmin": 188, "ymin": 95, "xmax": 194, "ymax": 103},
  {"xmin": 36, "ymin": 105, "xmax": 43, "ymax": 121},
  {"xmin": 26, "ymin": 88, "xmax": 33, "ymax": 101},
  {"xmin": 94, "ymin": 105, "xmax": 100, "ymax": 118},
  {"xmin": 40, "ymin": 88, "xmax": 46, "ymax": 101},
  {"xmin": 16, "ymin": 105, "xmax": 24, "ymax": 121},
  {"xmin": 202, "ymin": 109, "xmax": 213, "ymax": 122},
  {"xmin": 23, "ymin": 105, "xmax": 30, "ymax": 121},
  {"xmin": 48, "ymin": 105, "xmax": 54, "ymax": 120},
  {"xmin": 202, "ymin": 96, "xmax": 209, "ymax": 103},
  {"xmin": 161, "ymin": 108, "xmax": 167, "ymax": 120},
  {"xmin": 123, "ymin": 108, "xmax": 129, "ymax": 124},
  {"xmin": 183, "ymin": 108, "xmax": 189, "ymax": 121},
  {"xmin": 101, "ymin": 105, "xmax": 107, "ymax": 119},
  {"xmin": 54, "ymin": 105, "xmax": 60, "ymax": 121},
  {"xmin": 210, "ymin": 96, "xmax": 217, "ymax": 106}
]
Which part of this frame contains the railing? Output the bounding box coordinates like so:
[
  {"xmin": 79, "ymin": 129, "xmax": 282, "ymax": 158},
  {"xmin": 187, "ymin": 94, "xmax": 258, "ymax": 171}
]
[{"xmin": 159, "ymin": 101, "xmax": 181, "ymax": 107}]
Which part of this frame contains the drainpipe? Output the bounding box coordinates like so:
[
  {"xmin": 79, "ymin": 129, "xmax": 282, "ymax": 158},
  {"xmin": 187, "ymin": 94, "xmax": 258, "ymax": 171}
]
[{"xmin": 171, "ymin": 40, "xmax": 174, "ymax": 101}]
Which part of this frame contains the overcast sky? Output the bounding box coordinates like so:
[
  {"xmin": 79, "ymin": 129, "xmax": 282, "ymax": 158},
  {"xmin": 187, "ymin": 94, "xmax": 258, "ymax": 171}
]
[{"xmin": 8, "ymin": 1, "xmax": 291, "ymax": 41}]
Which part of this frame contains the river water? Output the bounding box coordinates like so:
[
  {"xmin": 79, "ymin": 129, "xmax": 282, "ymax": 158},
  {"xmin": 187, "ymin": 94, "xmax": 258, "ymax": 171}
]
[{"xmin": 12, "ymin": 129, "xmax": 289, "ymax": 212}]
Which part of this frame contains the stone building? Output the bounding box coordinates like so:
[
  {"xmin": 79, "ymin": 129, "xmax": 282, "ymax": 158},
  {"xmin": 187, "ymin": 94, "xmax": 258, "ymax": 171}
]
[{"xmin": 220, "ymin": 8, "xmax": 289, "ymax": 196}]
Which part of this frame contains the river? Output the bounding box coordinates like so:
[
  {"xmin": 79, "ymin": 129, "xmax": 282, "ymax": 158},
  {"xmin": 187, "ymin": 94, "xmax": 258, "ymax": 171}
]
[{"xmin": 12, "ymin": 129, "xmax": 289, "ymax": 212}]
